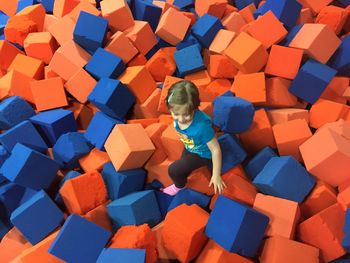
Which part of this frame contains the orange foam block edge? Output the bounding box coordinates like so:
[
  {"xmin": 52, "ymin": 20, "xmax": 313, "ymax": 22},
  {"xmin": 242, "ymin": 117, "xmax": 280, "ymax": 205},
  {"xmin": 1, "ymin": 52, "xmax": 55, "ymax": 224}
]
[
  {"xmin": 144, "ymin": 122, "xmax": 168, "ymax": 166},
  {"xmin": 104, "ymin": 123, "xmax": 155, "ymax": 171},
  {"xmin": 59, "ymin": 170, "xmax": 108, "ymax": 215},
  {"xmin": 0, "ymin": 40, "xmax": 24, "ymax": 70},
  {"xmin": 105, "ymin": 31, "xmax": 139, "ymax": 64},
  {"xmin": 231, "ymin": 72, "xmax": 266, "ymax": 104},
  {"xmin": 78, "ymin": 147, "xmax": 110, "ymax": 173},
  {"xmin": 160, "ymin": 124, "xmax": 183, "ymax": 161},
  {"xmin": 267, "ymin": 108, "xmax": 309, "ymax": 126},
  {"xmin": 24, "ymin": 32, "xmax": 59, "ymax": 64},
  {"xmin": 100, "ymin": 0, "xmax": 134, "ymax": 32},
  {"xmin": 8, "ymin": 53, "xmax": 45, "ymax": 80},
  {"xmin": 266, "ymin": 77, "xmax": 298, "ymax": 108}
]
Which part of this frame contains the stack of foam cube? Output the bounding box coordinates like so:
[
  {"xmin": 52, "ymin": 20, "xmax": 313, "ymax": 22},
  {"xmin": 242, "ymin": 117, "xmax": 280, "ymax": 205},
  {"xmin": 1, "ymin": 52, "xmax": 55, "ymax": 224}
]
[{"xmin": 0, "ymin": 0, "xmax": 350, "ymax": 262}]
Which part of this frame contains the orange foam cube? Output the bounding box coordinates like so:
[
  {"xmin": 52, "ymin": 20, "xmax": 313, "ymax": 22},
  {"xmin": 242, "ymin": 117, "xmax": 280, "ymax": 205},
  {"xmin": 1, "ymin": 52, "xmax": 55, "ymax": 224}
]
[
  {"xmin": 260, "ymin": 236, "xmax": 320, "ymax": 263},
  {"xmin": 0, "ymin": 40, "xmax": 24, "ymax": 70},
  {"xmin": 24, "ymin": 32, "xmax": 58, "ymax": 64},
  {"xmin": 156, "ymin": 8, "xmax": 191, "ymax": 46},
  {"xmin": 48, "ymin": 15, "xmax": 75, "ymax": 46},
  {"xmin": 105, "ymin": 31, "xmax": 138, "ymax": 64},
  {"xmin": 119, "ymin": 65, "xmax": 157, "ymax": 104},
  {"xmin": 132, "ymin": 88, "xmax": 162, "ymax": 119},
  {"xmin": 253, "ymin": 193, "xmax": 300, "ymax": 239},
  {"xmin": 104, "ymin": 123, "xmax": 155, "ymax": 171},
  {"xmin": 239, "ymin": 108, "xmax": 276, "ymax": 154},
  {"xmin": 65, "ymin": 101, "xmax": 94, "ymax": 130},
  {"xmin": 221, "ymin": 11, "xmax": 246, "ymax": 33},
  {"xmin": 199, "ymin": 79, "xmax": 232, "ymax": 102},
  {"xmin": 152, "ymin": 222, "xmax": 177, "ymax": 261},
  {"xmin": 65, "ymin": 68, "xmax": 96, "ymax": 103},
  {"xmin": 267, "ymin": 108, "xmax": 309, "ymax": 126},
  {"xmin": 160, "ymin": 124, "xmax": 184, "ymax": 161},
  {"xmin": 224, "ymin": 32, "xmax": 268, "ymax": 74},
  {"xmin": 162, "ymin": 204, "xmax": 209, "ymax": 263},
  {"xmin": 289, "ymin": 23, "xmax": 341, "ymax": 64},
  {"xmin": 194, "ymin": 0, "xmax": 227, "ymax": 18},
  {"xmin": 297, "ymin": 8, "xmax": 314, "ymax": 24},
  {"xmin": 187, "ymin": 166, "xmax": 214, "ymax": 196},
  {"xmin": 101, "ymin": 0, "xmax": 134, "ymax": 32},
  {"xmin": 127, "ymin": 53, "xmax": 148, "ymax": 66},
  {"xmin": 30, "ymin": 77, "xmax": 68, "ymax": 111},
  {"xmin": 0, "ymin": 0, "xmax": 18, "ymax": 17},
  {"xmin": 79, "ymin": 148, "xmax": 110, "ymax": 173},
  {"xmin": 298, "ymin": 203, "xmax": 346, "ymax": 262},
  {"xmin": 238, "ymin": 3, "xmax": 256, "ymax": 23},
  {"xmin": 272, "ymin": 118, "xmax": 312, "ymax": 161},
  {"xmin": 124, "ymin": 20, "xmax": 157, "ymax": 55},
  {"xmin": 231, "ymin": 72, "xmax": 266, "ymax": 104},
  {"xmin": 297, "ymin": 0, "xmax": 333, "ymax": 14},
  {"xmin": 83, "ymin": 203, "xmax": 113, "ymax": 232},
  {"xmin": 59, "ymin": 170, "xmax": 108, "ymax": 214},
  {"xmin": 145, "ymin": 122, "xmax": 168, "ymax": 166},
  {"xmin": 266, "ymin": 77, "xmax": 298, "ymax": 108},
  {"xmin": 265, "ymin": 45, "xmax": 303, "ymax": 79},
  {"xmin": 209, "ymin": 29, "xmax": 236, "ymax": 54},
  {"xmin": 53, "ymin": 0, "xmax": 80, "ymax": 18},
  {"xmin": 127, "ymin": 118, "xmax": 159, "ymax": 128},
  {"xmin": 300, "ymin": 126, "xmax": 350, "ymax": 187},
  {"xmin": 309, "ymin": 99, "xmax": 348, "ymax": 129},
  {"xmin": 17, "ymin": 4, "xmax": 46, "ymax": 31},
  {"xmin": 208, "ymin": 54, "xmax": 238, "ymax": 79},
  {"xmin": 157, "ymin": 75, "xmax": 183, "ymax": 113},
  {"xmin": 58, "ymin": 40, "xmax": 91, "ymax": 68},
  {"xmin": 321, "ymin": 76, "xmax": 349, "ymax": 103},
  {"xmin": 145, "ymin": 158, "xmax": 173, "ymax": 186},
  {"xmin": 145, "ymin": 48, "xmax": 176, "ymax": 82},
  {"xmin": 8, "ymin": 53, "xmax": 45, "ymax": 80},
  {"xmin": 68, "ymin": 0, "xmax": 100, "ymax": 22},
  {"xmin": 184, "ymin": 70, "xmax": 213, "ymax": 101},
  {"xmin": 4, "ymin": 15, "xmax": 38, "ymax": 46},
  {"xmin": 315, "ymin": 5, "xmax": 348, "ymax": 35},
  {"xmin": 246, "ymin": 11, "xmax": 288, "ymax": 49},
  {"xmin": 316, "ymin": 118, "xmax": 350, "ymax": 141},
  {"xmin": 43, "ymin": 14, "xmax": 58, "ymax": 32}
]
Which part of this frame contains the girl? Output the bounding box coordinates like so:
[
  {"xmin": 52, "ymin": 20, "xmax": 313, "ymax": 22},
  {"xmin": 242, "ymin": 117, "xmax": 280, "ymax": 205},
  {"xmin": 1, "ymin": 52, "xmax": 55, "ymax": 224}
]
[{"xmin": 161, "ymin": 80, "xmax": 226, "ymax": 195}]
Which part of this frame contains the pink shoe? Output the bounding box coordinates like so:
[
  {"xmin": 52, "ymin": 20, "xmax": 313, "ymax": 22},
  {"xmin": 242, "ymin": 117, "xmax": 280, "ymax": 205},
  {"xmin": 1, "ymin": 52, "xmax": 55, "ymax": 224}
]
[{"xmin": 161, "ymin": 184, "xmax": 184, "ymax": 196}]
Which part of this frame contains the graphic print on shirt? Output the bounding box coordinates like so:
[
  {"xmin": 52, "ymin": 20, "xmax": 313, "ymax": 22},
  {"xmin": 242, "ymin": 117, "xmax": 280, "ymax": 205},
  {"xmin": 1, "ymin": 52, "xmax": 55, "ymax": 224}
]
[{"xmin": 178, "ymin": 132, "xmax": 195, "ymax": 149}]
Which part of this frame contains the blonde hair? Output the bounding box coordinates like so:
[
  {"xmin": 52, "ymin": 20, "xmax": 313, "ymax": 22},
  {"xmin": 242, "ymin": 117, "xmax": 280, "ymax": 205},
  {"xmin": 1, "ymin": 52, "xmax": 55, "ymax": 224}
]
[{"xmin": 165, "ymin": 80, "xmax": 200, "ymax": 113}]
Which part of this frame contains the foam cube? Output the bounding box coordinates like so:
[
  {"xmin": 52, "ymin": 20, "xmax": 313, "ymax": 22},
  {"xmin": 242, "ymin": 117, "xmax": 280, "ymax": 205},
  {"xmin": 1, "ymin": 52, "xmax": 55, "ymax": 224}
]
[
  {"xmin": 105, "ymin": 31, "xmax": 138, "ymax": 64},
  {"xmin": 176, "ymin": 33, "xmax": 201, "ymax": 51},
  {"xmin": 132, "ymin": 0, "xmax": 162, "ymax": 32},
  {"xmin": 0, "ymin": 120, "xmax": 48, "ymax": 153},
  {"xmin": 88, "ymin": 78, "xmax": 135, "ymax": 119},
  {"xmin": 162, "ymin": 204, "xmax": 209, "ymax": 262},
  {"xmin": 218, "ymin": 133, "xmax": 247, "ymax": 174},
  {"xmin": 49, "ymin": 214, "xmax": 111, "ymax": 263},
  {"xmin": 288, "ymin": 59, "xmax": 337, "ymax": 104},
  {"xmin": 245, "ymin": 146, "xmax": 277, "ymax": 181},
  {"xmin": 30, "ymin": 108, "xmax": 77, "ymax": 147},
  {"xmin": 300, "ymin": 126, "xmax": 350, "ymax": 187},
  {"xmin": 191, "ymin": 14, "xmax": 223, "ymax": 48},
  {"xmin": 73, "ymin": 11, "xmax": 108, "ymax": 54},
  {"xmin": 54, "ymin": 170, "xmax": 81, "ymax": 205},
  {"xmin": 213, "ymin": 95, "xmax": 255, "ymax": 133},
  {"xmin": 232, "ymin": 72, "xmax": 266, "ymax": 104},
  {"xmin": 297, "ymin": 0, "xmax": 333, "ymax": 14},
  {"xmin": 194, "ymin": 0, "xmax": 227, "ymax": 18},
  {"xmin": 329, "ymin": 35, "xmax": 350, "ymax": 77},
  {"xmin": 84, "ymin": 112, "xmax": 123, "ymax": 150},
  {"xmin": 0, "ymin": 40, "xmax": 24, "ymax": 70},
  {"xmin": 52, "ymin": 132, "xmax": 93, "ymax": 168},
  {"xmin": 342, "ymin": 209, "xmax": 350, "ymax": 252},
  {"xmin": 47, "ymin": 14, "xmax": 75, "ymax": 46},
  {"xmin": 156, "ymin": 8, "xmax": 191, "ymax": 46},
  {"xmin": 85, "ymin": 48, "xmax": 125, "ymax": 80},
  {"xmin": 97, "ymin": 248, "xmax": 146, "ymax": 263},
  {"xmin": 100, "ymin": 0, "xmax": 134, "ymax": 32},
  {"xmin": 267, "ymin": 108, "xmax": 309, "ymax": 126},
  {"xmin": 205, "ymin": 195, "xmax": 269, "ymax": 257},
  {"xmin": 104, "ymin": 124, "xmax": 155, "ymax": 171},
  {"xmin": 107, "ymin": 190, "xmax": 162, "ymax": 228},
  {"xmin": 101, "ymin": 162, "xmax": 146, "ymax": 200},
  {"xmin": 0, "ymin": 96, "xmax": 35, "ymax": 130},
  {"xmin": 1, "ymin": 143, "xmax": 59, "ymax": 190},
  {"xmin": 224, "ymin": 32, "xmax": 268, "ymax": 73},
  {"xmin": 59, "ymin": 170, "xmax": 108, "ymax": 214},
  {"xmin": 8, "ymin": 53, "xmax": 45, "ymax": 80},
  {"xmin": 174, "ymin": 44, "xmax": 204, "ymax": 77},
  {"xmin": 298, "ymin": 203, "xmax": 346, "ymax": 262},
  {"xmin": 289, "ymin": 23, "xmax": 341, "ymax": 64},
  {"xmin": 10, "ymin": 190, "xmax": 64, "ymax": 245},
  {"xmin": 253, "ymin": 156, "xmax": 315, "ymax": 202},
  {"xmin": 167, "ymin": 188, "xmax": 211, "ymax": 212},
  {"xmin": 260, "ymin": 236, "xmax": 320, "ymax": 263}
]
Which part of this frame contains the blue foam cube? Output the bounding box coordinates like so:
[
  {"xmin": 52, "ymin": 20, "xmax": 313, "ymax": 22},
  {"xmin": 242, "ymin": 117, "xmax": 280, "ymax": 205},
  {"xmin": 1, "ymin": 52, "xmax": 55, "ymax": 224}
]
[
  {"xmin": 84, "ymin": 112, "xmax": 123, "ymax": 150},
  {"xmin": 10, "ymin": 190, "xmax": 64, "ymax": 245},
  {"xmin": 245, "ymin": 146, "xmax": 277, "ymax": 180},
  {"xmin": 145, "ymin": 36, "xmax": 172, "ymax": 60},
  {"xmin": 88, "ymin": 78, "xmax": 136, "ymax": 119},
  {"xmin": 0, "ymin": 96, "xmax": 35, "ymax": 130},
  {"xmin": 132, "ymin": 0, "xmax": 162, "ymax": 32},
  {"xmin": 85, "ymin": 48, "xmax": 125, "ymax": 80},
  {"xmin": 107, "ymin": 190, "xmax": 162, "ymax": 229},
  {"xmin": 217, "ymin": 134, "xmax": 247, "ymax": 174},
  {"xmin": 30, "ymin": 109, "xmax": 77, "ymax": 147},
  {"xmin": 16, "ymin": 0, "xmax": 36, "ymax": 12},
  {"xmin": 176, "ymin": 33, "xmax": 201, "ymax": 51},
  {"xmin": 97, "ymin": 248, "xmax": 146, "ymax": 263},
  {"xmin": 0, "ymin": 145, "xmax": 9, "ymax": 167},
  {"xmin": 342, "ymin": 209, "xmax": 350, "ymax": 252},
  {"xmin": 289, "ymin": 59, "xmax": 337, "ymax": 104},
  {"xmin": 174, "ymin": 44, "xmax": 204, "ymax": 77},
  {"xmin": 41, "ymin": 0, "xmax": 54, "ymax": 13},
  {"xmin": 329, "ymin": 35, "xmax": 350, "ymax": 77},
  {"xmin": 213, "ymin": 96, "xmax": 255, "ymax": 133},
  {"xmin": 338, "ymin": 0, "xmax": 350, "ymax": 5},
  {"xmin": 0, "ymin": 12, "xmax": 9, "ymax": 35},
  {"xmin": 234, "ymin": 0, "xmax": 255, "ymax": 10},
  {"xmin": 73, "ymin": 11, "xmax": 108, "ymax": 54},
  {"xmin": 1, "ymin": 143, "xmax": 59, "ymax": 190},
  {"xmin": 191, "ymin": 13, "xmax": 223, "ymax": 48},
  {"xmin": 0, "ymin": 218, "xmax": 10, "ymax": 239},
  {"xmin": 154, "ymin": 191, "xmax": 174, "ymax": 219},
  {"xmin": 173, "ymin": 0, "xmax": 194, "ymax": 9},
  {"xmin": 52, "ymin": 132, "xmax": 92, "ymax": 168},
  {"xmin": 205, "ymin": 195, "xmax": 269, "ymax": 257},
  {"xmin": 101, "ymin": 162, "xmax": 146, "ymax": 200},
  {"xmin": 0, "ymin": 120, "xmax": 48, "ymax": 153},
  {"xmin": 49, "ymin": 214, "xmax": 111, "ymax": 263},
  {"xmin": 253, "ymin": 156, "xmax": 316, "ymax": 202},
  {"xmin": 167, "ymin": 188, "xmax": 210, "ymax": 212}
]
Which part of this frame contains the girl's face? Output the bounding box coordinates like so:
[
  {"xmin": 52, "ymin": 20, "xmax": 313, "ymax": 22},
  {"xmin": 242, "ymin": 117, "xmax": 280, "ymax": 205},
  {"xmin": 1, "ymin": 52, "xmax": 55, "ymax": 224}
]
[{"xmin": 170, "ymin": 104, "xmax": 194, "ymax": 125}]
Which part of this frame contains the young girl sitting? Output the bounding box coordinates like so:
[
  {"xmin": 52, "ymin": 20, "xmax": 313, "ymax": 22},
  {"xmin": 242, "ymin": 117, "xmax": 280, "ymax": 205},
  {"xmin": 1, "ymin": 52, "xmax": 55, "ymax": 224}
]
[{"xmin": 161, "ymin": 80, "xmax": 226, "ymax": 196}]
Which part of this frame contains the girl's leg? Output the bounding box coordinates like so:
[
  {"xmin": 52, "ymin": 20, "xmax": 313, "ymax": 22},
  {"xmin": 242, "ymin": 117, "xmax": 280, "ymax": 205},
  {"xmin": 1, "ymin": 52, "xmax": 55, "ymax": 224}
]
[{"xmin": 163, "ymin": 150, "xmax": 211, "ymax": 195}]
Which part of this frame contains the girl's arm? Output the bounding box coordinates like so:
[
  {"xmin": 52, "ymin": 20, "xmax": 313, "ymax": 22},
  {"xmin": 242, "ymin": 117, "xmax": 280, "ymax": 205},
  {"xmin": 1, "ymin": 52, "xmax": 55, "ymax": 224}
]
[{"xmin": 207, "ymin": 136, "xmax": 226, "ymax": 194}]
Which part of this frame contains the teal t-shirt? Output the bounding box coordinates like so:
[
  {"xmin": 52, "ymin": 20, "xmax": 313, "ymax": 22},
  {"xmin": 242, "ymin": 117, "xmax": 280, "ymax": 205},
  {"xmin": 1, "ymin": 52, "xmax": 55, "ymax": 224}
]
[{"xmin": 174, "ymin": 110, "xmax": 215, "ymax": 159}]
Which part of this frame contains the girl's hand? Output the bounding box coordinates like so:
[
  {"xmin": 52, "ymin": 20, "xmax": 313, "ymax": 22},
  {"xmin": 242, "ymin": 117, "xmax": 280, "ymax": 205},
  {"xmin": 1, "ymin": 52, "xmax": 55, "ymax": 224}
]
[{"xmin": 209, "ymin": 175, "xmax": 227, "ymax": 194}]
